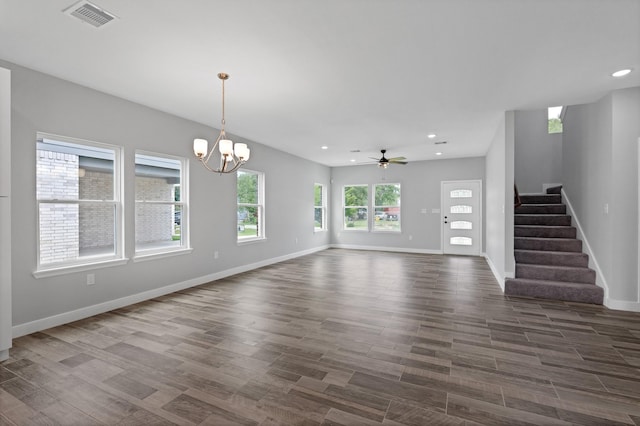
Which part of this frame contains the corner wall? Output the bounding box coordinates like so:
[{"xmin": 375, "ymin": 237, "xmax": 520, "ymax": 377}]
[
  {"xmin": 562, "ymin": 87, "xmax": 640, "ymax": 309},
  {"xmin": 4, "ymin": 59, "xmax": 331, "ymax": 333}
]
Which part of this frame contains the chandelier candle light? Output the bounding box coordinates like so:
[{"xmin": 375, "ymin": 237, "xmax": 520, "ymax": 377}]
[{"xmin": 193, "ymin": 73, "xmax": 250, "ymax": 173}]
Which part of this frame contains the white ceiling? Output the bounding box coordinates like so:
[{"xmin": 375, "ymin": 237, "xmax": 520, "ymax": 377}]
[{"xmin": 1, "ymin": 0, "xmax": 638, "ymax": 167}]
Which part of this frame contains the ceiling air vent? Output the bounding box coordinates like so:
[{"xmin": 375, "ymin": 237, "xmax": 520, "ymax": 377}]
[{"xmin": 63, "ymin": 1, "xmax": 117, "ymax": 28}]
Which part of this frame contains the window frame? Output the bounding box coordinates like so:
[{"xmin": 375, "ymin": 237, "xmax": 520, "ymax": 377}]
[
  {"xmin": 314, "ymin": 183, "xmax": 327, "ymax": 232},
  {"xmin": 133, "ymin": 150, "xmax": 190, "ymax": 260},
  {"xmin": 237, "ymin": 169, "xmax": 265, "ymax": 243},
  {"xmin": 373, "ymin": 183, "xmax": 401, "ymax": 233},
  {"xmin": 343, "ymin": 184, "xmax": 369, "ymax": 231},
  {"xmin": 34, "ymin": 132, "xmax": 126, "ymax": 277}
]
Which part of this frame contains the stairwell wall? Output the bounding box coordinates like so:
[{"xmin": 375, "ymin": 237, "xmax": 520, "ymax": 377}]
[
  {"xmin": 514, "ymin": 109, "xmax": 563, "ymax": 194},
  {"xmin": 562, "ymin": 87, "xmax": 640, "ymax": 307}
]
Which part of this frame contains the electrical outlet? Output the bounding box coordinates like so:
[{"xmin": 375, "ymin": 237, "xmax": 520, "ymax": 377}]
[
  {"xmin": 86, "ymin": 273, "xmax": 95, "ymax": 285},
  {"xmin": 214, "ymin": 251, "xmax": 219, "ymax": 259},
  {"xmin": 409, "ymin": 235, "xmax": 413, "ymax": 241}
]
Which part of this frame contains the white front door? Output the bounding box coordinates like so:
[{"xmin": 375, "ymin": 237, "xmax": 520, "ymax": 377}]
[{"xmin": 442, "ymin": 180, "xmax": 481, "ymax": 256}]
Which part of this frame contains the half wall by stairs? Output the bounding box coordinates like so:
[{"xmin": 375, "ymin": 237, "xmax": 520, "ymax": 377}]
[{"xmin": 505, "ymin": 186, "xmax": 604, "ymax": 304}]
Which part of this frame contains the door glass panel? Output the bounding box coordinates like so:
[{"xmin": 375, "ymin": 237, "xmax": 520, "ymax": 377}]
[
  {"xmin": 450, "ymin": 220, "xmax": 472, "ymax": 230},
  {"xmin": 450, "ymin": 189, "xmax": 472, "ymax": 198},
  {"xmin": 450, "ymin": 205, "xmax": 472, "ymax": 214},
  {"xmin": 450, "ymin": 237, "xmax": 472, "ymax": 246}
]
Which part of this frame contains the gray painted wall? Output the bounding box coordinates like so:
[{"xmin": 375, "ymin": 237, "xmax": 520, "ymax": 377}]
[
  {"xmin": 330, "ymin": 158, "xmax": 485, "ymax": 253},
  {"xmin": 4, "ymin": 59, "xmax": 331, "ymax": 327},
  {"xmin": 514, "ymin": 109, "xmax": 563, "ymax": 193},
  {"xmin": 563, "ymin": 87, "xmax": 640, "ymax": 303}
]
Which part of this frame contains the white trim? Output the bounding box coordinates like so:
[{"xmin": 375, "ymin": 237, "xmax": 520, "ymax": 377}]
[
  {"xmin": 33, "ymin": 258, "xmax": 129, "ymax": 279},
  {"xmin": 605, "ymin": 298, "xmax": 640, "ymax": 312},
  {"xmin": 331, "ymin": 244, "xmax": 442, "ymax": 255},
  {"xmin": 0, "ymin": 66, "xmax": 11, "ymax": 361},
  {"xmin": 561, "ymin": 189, "xmax": 609, "ymax": 298},
  {"xmin": 484, "ymin": 252, "xmax": 505, "ymax": 290},
  {"xmin": 638, "ymin": 137, "xmax": 640, "ymax": 305},
  {"xmin": 14, "ymin": 245, "xmax": 330, "ymax": 338},
  {"xmin": 133, "ymin": 248, "xmax": 193, "ymax": 263}
]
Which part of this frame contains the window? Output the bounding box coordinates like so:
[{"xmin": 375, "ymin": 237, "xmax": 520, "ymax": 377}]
[
  {"xmin": 237, "ymin": 170, "xmax": 265, "ymax": 241},
  {"xmin": 36, "ymin": 133, "xmax": 122, "ymax": 271},
  {"xmin": 135, "ymin": 152, "xmax": 188, "ymax": 255},
  {"xmin": 343, "ymin": 185, "xmax": 368, "ymax": 230},
  {"xmin": 314, "ymin": 183, "xmax": 327, "ymax": 231},
  {"xmin": 373, "ymin": 183, "xmax": 401, "ymax": 232},
  {"xmin": 548, "ymin": 106, "xmax": 563, "ymax": 134}
]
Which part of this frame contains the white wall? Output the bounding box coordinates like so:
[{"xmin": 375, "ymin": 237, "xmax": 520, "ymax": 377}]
[
  {"xmin": 514, "ymin": 109, "xmax": 562, "ymax": 193},
  {"xmin": 484, "ymin": 111, "xmax": 515, "ymax": 288},
  {"xmin": 563, "ymin": 87, "xmax": 640, "ymax": 308},
  {"xmin": 4, "ymin": 59, "xmax": 331, "ymax": 333},
  {"xmin": 329, "ymin": 157, "xmax": 485, "ymax": 253}
]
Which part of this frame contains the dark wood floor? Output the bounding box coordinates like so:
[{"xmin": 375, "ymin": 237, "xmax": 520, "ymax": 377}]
[{"xmin": 2, "ymin": 249, "xmax": 640, "ymax": 425}]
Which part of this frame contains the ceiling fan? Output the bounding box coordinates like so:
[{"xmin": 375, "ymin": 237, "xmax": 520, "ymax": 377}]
[{"xmin": 369, "ymin": 149, "xmax": 408, "ymax": 168}]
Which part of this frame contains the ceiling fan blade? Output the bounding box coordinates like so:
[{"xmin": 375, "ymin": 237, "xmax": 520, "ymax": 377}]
[
  {"xmin": 387, "ymin": 156, "xmax": 406, "ymax": 161},
  {"xmin": 388, "ymin": 160, "xmax": 408, "ymax": 165},
  {"xmin": 368, "ymin": 157, "xmax": 381, "ymax": 161}
]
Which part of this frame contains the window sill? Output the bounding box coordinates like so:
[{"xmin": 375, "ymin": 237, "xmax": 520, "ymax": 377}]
[
  {"xmin": 314, "ymin": 228, "xmax": 327, "ymax": 233},
  {"xmin": 342, "ymin": 228, "xmax": 369, "ymax": 232},
  {"xmin": 133, "ymin": 247, "xmax": 193, "ymax": 263},
  {"xmin": 33, "ymin": 257, "xmax": 129, "ymax": 279},
  {"xmin": 238, "ymin": 237, "xmax": 267, "ymax": 245}
]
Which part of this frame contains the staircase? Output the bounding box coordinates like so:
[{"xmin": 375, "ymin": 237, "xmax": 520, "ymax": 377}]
[{"xmin": 505, "ymin": 186, "xmax": 604, "ymax": 304}]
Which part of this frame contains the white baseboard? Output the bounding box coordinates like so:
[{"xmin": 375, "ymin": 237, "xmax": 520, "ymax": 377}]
[
  {"xmin": 0, "ymin": 349, "xmax": 8, "ymax": 362},
  {"xmin": 561, "ymin": 189, "xmax": 610, "ymax": 299},
  {"xmin": 12, "ymin": 245, "xmax": 330, "ymax": 338},
  {"xmin": 605, "ymin": 298, "xmax": 640, "ymax": 312},
  {"xmin": 483, "ymin": 253, "xmax": 505, "ymax": 290},
  {"xmin": 330, "ymin": 244, "xmax": 443, "ymax": 255}
]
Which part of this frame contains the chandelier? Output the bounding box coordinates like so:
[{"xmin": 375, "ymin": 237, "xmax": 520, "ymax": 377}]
[{"xmin": 193, "ymin": 73, "xmax": 250, "ymax": 173}]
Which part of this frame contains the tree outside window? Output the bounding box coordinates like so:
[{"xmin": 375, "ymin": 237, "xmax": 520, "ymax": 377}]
[
  {"xmin": 238, "ymin": 170, "xmax": 264, "ymax": 240},
  {"xmin": 343, "ymin": 185, "xmax": 368, "ymax": 230},
  {"xmin": 374, "ymin": 183, "xmax": 401, "ymax": 232},
  {"xmin": 314, "ymin": 183, "xmax": 327, "ymax": 231}
]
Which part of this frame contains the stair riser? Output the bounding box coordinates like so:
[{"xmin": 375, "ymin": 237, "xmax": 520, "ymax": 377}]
[
  {"xmin": 515, "ymin": 238, "xmax": 582, "ymax": 252},
  {"xmin": 546, "ymin": 186, "xmax": 562, "ymax": 195},
  {"xmin": 515, "ymin": 215, "xmax": 572, "ymax": 226},
  {"xmin": 516, "ymin": 265, "xmax": 596, "ymax": 284},
  {"xmin": 515, "ymin": 250, "xmax": 589, "ymax": 267},
  {"xmin": 519, "ymin": 194, "xmax": 562, "ymax": 204},
  {"xmin": 505, "ymin": 280, "xmax": 603, "ymax": 304},
  {"xmin": 516, "ymin": 205, "xmax": 566, "ymax": 214},
  {"xmin": 515, "ymin": 226, "xmax": 576, "ymax": 238}
]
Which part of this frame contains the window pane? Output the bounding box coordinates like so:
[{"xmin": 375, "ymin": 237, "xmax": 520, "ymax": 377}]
[
  {"xmin": 135, "ymin": 154, "xmax": 181, "ymax": 202},
  {"xmin": 373, "ymin": 210, "xmax": 400, "ymax": 231},
  {"xmin": 135, "ymin": 203, "xmax": 180, "ymax": 251},
  {"xmin": 375, "ymin": 184, "xmax": 400, "ymax": 206},
  {"xmin": 238, "ymin": 206, "xmax": 260, "ymax": 238},
  {"xmin": 451, "ymin": 221, "xmax": 472, "ymax": 230},
  {"xmin": 344, "ymin": 208, "xmax": 368, "ymax": 230},
  {"xmin": 344, "ymin": 185, "xmax": 368, "ymax": 206},
  {"xmin": 238, "ymin": 171, "xmax": 258, "ymax": 204},
  {"xmin": 450, "ymin": 237, "xmax": 473, "ymax": 246},
  {"xmin": 450, "ymin": 205, "xmax": 472, "ymax": 214},
  {"xmin": 450, "ymin": 189, "xmax": 472, "ymax": 198},
  {"xmin": 315, "ymin": 207, "xmax": 323, "ymax": 229},
  {"xmin": 314, "ymin": 184, "xmax": 323, "ymax": 206}
]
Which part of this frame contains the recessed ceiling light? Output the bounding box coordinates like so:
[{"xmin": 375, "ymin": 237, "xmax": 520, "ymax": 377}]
[
  {"xmin": 427, "ymin": 134, "xmax": 437, "ymax": 139},
  {"xmin": 435, "ymin": 152, "xmax": 443, "ymax": 156},
  {"xmin": 350, "ymin": 159, "xmax": 356, "ymax": 162},
  {"xmin": 321, "ymin": 145, "xmax": 328, "ymax": 150},
  {"xmin": 612, "ymin": 69, "xmax": 632, "ymax": 77}
]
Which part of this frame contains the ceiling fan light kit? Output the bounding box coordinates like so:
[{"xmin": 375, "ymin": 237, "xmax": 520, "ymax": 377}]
[
  {"xmin": 193, "ymin": 73, "xmax": 250, "ymax": 174},
  {"xmin": 369, "ymin": 149, "xmax": 408, "ymax": 168}
]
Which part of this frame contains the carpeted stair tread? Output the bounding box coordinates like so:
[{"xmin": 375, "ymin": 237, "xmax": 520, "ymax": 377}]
[
  {"xmin": 546, "ymin": 186, "xmax": 563, "ymax": 194},
  {"xmin": 516, "ymin": 263, "xmax": 596, "ymax": 284},
  {"xmin": 515, "ymin": 249, "xmax": 589, "ymax": 267},
  {"xmin": 515, "ymin": 215, "xmax": 572, "ymax": 226},
  {"xmin": 514, "ymin": 225, "xmax": 576, "ymax": 239},
  {"xmin": 519, "ymin": 194, "xmax": 562, "ymax": 204},
  {"xmin": 505, "ymin": 278, "xmax": 603, "ymax": 304},
  {"xmin": 515, "ymin": 237, "xmax": 582, "ymax": 252},
  {"xmin": 515, "ymin": 204, "xmax": 567, "ymax": 214}
]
